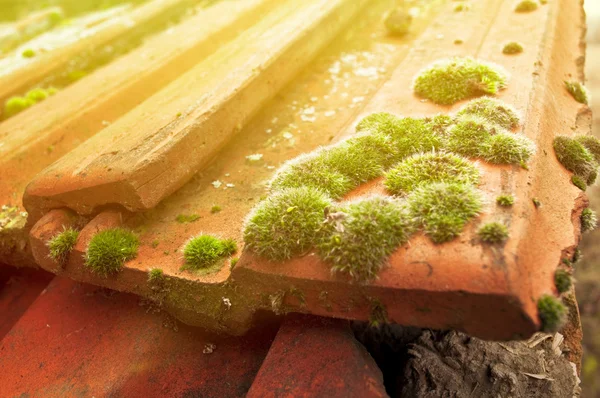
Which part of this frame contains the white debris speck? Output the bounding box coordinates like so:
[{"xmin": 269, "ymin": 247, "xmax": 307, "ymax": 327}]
[
  {"xmin": 300, "ymin": 115, "xmax": 316, "ymax": 123},
  {"xmin": 225, "ymin": 173, "xmax": 230, "ymax": 177},
  {"xmin": 222, "ymin": 297, "xmax": 232, "ymax": 309},
  {"xmin": 328, "ymin": 61, "xmax": 341, "ymax": 75},
  {"xmin": 341, "ymin": 93, "xmax": 349, "ymax": 98},
  {"xmin": 101, "ymin": 120, "xmax": 110, "ymax": 126},
  {"xmin": 436, "ymin": 34, "xmax": 444, "ymax": 39},
  {"xmin": 302, "ymin": 106, "xmax": 315, "ymax": 115},
  {"xmin": 271, "ymin": 117, "xmax": 279, "ymax": 124},
  {"xmin": 20, "ymin": 212, "xmax": 27, "ymax": 218},
  {"xmin": 266, "ymin": 165, "xmax": 275, "ymax": 170},
  {"xmin": 310, "ymin": 96, "xmax": 318, "ymax": 102},
  {"xmin": 212, "ymin": 180, "xmax": 222, "ymax": 189},
  {"xmin": 282, "ymin": 131, "xmax": 294, "ymax": 140},
  {"xmin": 265, "ymin": 128, "xmax": 272, "ymax": 134},
  {"xmin": 226, "ymin": 183, "xmax": 235, "ymax": 188},
  {"xmin": 246, "ymin": 153, "xmax": 263, "ymax": 162},
  {"xmin": 203, "ymin": 343, "xmax": 216, "ymax": 354},
  {"xmin": 352, "ymin": 96, "xmax": 365, "ymax": 103},
  {"xmin": 354, "ymin": 67, "xmax": 378, "ymax": 78},
  {"xmin": 324, "ymin": 110, "xmax": 336, "ymax": 117}
]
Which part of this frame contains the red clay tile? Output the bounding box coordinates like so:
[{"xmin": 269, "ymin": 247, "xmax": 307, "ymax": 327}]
[{"xmin": 247, "ymin": 314, "xmax": 387, "ymax": 398}]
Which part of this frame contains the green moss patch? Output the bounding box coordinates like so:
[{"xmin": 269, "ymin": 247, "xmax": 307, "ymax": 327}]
[
  {"xmin": 47, "ymin": 227, "xmax": 79, "ymax": 265},
  {"xmin": 574, "ymin": 135, "xmax": 600, "ymax": 163},
  {"xmin": 182, "ymin": 234, "xmax": 237, "ymax": 272},
  {"xmin": 572, "ymin": 175, "xmax": 587, "ymax": 191},
  {"xmin": 26, "ymin": 88, "xmax": 49, "ymax": 103},
  {"xmin": 478, "ymin": 222, "xmax": 509, "ymax": 243},
  {"xmin": 22, "ymin": 48, "xmax": 36, "ymax": 58},
  {"xmin": 148, "ymin": 268, "xmax": 164, "ymax": 283},
  {"xmin": 565, "ymin": 81, "xmax": 589, "ymax": 104},
  {"xmin": 385, "ymin": 152, "xmax": 480, "ymax": 196},
  {"xmin": 84, "ymin": 228, "xmax": 139, "ymax": 276},
  {"xmin": 446, "ymin": 116, "xmax": 497, "ymax": 158},
  {"xmin": 4, "ymin": 96, "xmax": 34, "ymax": 118},
  {"xmin": 456, "ymin": 97, "xmax": 520, "ymax": 130},
  {"xmin": 176, "ymin": 214, "xmax": 200, "ymax": 223},
  {"xmin": 355, "ymin": 112, "xmax": 399, "ymax": 134},
  {"xmin": 554, "ymin": 269, "xmax": 572, "ymax": 294},
  {"xmin": 581, "ymin": 207, "xmax": 597, "ymax": 233},
  {"xmin": 244, "ymin": 187, "xmax": 332, "ymax": 260},
  {"xmin": 496, "ymin": 194, "xmax": 514, "ymax": 206},
  {"xmin": 481, "ymin": 132, "xmax": 535, "ymax": 165},
  {"xmin": 515, "ymin": 0, "xmax": 538, "ymax": 12},
  {"xmin": 553, "ymin": 136, "xmax": 598, "ymax": 185},
  {"xmin": 317, "ymin": 196, "xmax": 414, "ymax": 283},
  {"xmin": 537, "ymin": 294, "xmax": 567, "ymax": 332},
  {"xmin": 502, "ymin": 42, "xmax": 523, "ymax": 55},
  {"xmin": 383, "ymin": 8, "xmax": 412, "ymax": 36},
  {"xmin": 413, "ymin": 57, "xmax": 508, "ymax": 105},
  {"xmin": 408, "ymin": 182, "xmax": 483, "ymax": 243}
]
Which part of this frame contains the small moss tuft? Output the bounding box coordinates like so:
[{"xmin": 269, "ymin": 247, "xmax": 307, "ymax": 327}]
[
  {"xmin": 383, "ymin": 8, "xmax": 412, "ymax": 36},
  {"xmin": 581, "ymin": 207, "xmax": 597, "ymax": 232},
  {"xmin": 565, "ymin": 81, "xmax": 589, "ymax": 104},
  {"xmin": 182, "ymin": 234, "xmax": 237, "ymax": 271},
  {"xmin": 413, "ymin": 57, "xmax": 509, "ymax": 105},
  {"xmin": 574, "ymin": 135, "xmax": 600, "ymax": 163},
  {"xmin": 481, "ymin": 132, "xmax": 535, "ymax": 165},
  {"xmin": 502, "ymin": 42, "xmax": 524, "ymax": 55},
  {"xmin": 369, "ymin": 299, "xmax": 389, "ymax": 328},
  {"xmin": 84, "ymin": 228, "xmax": 139, "ymax": 276},
  {"xmin": 408, "ymin": 182, "xmax": 483, "ymax": 243},
  {"xmin": 176, "ymin": 214, "xmax": 200, "ymax": 223},
  {"xmin": 456, "ymin": 97, "xmax": 520, "ymax": 130},
  {"xmin": 22, "ymin": 48, "xmax": 36, "ymax": 58},
  {"xmin": 244, "ymin": 187, "xmax": 332, "ymax": 260},
  {"xmin": 148, "ymin": 268, "xmax": 164, "ymax": 283},
  {"xmin": 454, "ymin": 3, "xmax": 468, "ymax": 11},
  {"xmin": 553, "ymin": 136, "xmax": 598, "ymax": 184},
  {"xmin": 515, "ymin": 0, "xmax": 538, "ymax": 12},
  {"xmin": 230, "ymin": 258, "xmax": 239, "ymax": 269},
  {"xmin": 210, "ymin": 205, "xmax": 222, "ymax": 214},
  {"xmin": 4, "ymin": 96, "xmax": 34, "ymax": 118},
  {"xmin": 386, "ymin": 117, "xmax": 445, "ymax": 159},
  {"xmin": 572, "ymin": 175, "xmax": 587, "ymax": 191},
  {"xmin": 478, "ymin": 222, "xmax": 509, "ymax": 243},
  {"xmin": 554, "ymin": 269, "xmax": 572, "ymax": 294},
  {"xmin": 47, "ymin": 228, "xmax": 79, "ymax": 265},
  {"xmin": 537, "ymin": 294, "xmax": 567, "ymax": 332},
  {"xmin": 25, "ymin": 88, "xmax": 49, "ymax": 103},
  {"xmin": 532, "ymin": 198, "xmax": 541, "ymax": 208},
  {"xmin": 496, "ymin": 194, "xmax": 514, "ymax": 206},
  {"xmin": 385, "ymin": 152, "xmax": 480, "ymax": 196},
  {"xmin": 446, "ymin": 116, "xmax": 498, "ymax": 158},
  {"xmin": 355, "ymin": 112, "xmax": 399, "ymax": 134},
  {"xmin": 317, "ymin": 196, "xmax": 415, "ymax": 283}
]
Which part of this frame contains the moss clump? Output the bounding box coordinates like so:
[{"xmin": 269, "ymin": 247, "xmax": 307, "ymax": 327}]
[
  {"xmin": 355, "ymin": 112, "xmax": 399, "ymax": 134},
  {"xmin": 532, "ymin": 198, "xmax": 541, "ymax": 208},
  {"xmin": 176, "ymin": 214, "xmax": 200, "ymax": 223},
  {"xmin": 537, "ymin": 294, "xmax": 567, "ymax": 332},
  {"xmin": 47, "ymin": 228, "xmax": 79, "ymax": 265},
  {"xmin": 572, "ymin": 175, "xmax": 587, "ymax": 191},
  {"xmin": 425, "ymin": 114, "xmax": 455, "ymax": 136},
  {"xmin": 148, "ymin": 268, "xmax": 164, "ymax": 283},
  {"xmin": 478, "ymin": 222, "xmax": 509, "ymax": 243},
  {"xmin": 385, "ymin": 152, "xmax": 480, "ymax": 196},
  {"xmin": 387, "ymin": 117, "xmax": 445, "ymax": 158},
  {"xmin": 457, "ymin": 97, "xmax": 520, "ymax": 130},
  {"xmin": 574, "ymin": 135, "xmax": 600, "ymax": 163},
  {"xmin": 496, "ymin": 194, "xmax": 514, "ymax": 206},
  {"xmin": 554, "ymin": 269, "xmax": 572, "ymax": 294},
  {"xmin": 84, "ymin": 228, "xmax": 139, "ymax": 276},
  {"xmin": 502, "ymin": 42, "xmax": 524, "ymax": 55},
  {"xmin": 182, "ymin": 234, "xmax": 237, "ymax": 271},
  {"xmin": 481, "ymin": 132, "xmax": 535, "ymax": 165},
  {"xmin": 553, "ymin": 136, "xmax": 598, "ymax": 185},
  {"xmin": 408, "ymin": 182, "xmax": 483, "ymax": 243},
  {"xmin": 22, "ymin": 48, "xmax": 36, "ymax": 58},
  {"xmin": 446, "ymin": 116, "xmax": 497, "ymax": 158},
  {"xmin": 565, "ymin": 81, "xmax": 589, "ymax": 104},
  {"xmin": 515, "ymin": 0, "xmax": 538, "ymax": 12},
  {"xmin": 26, "ymin": 88, "xmax": 49, "ymax": 103},
  {"xmin": 210, "ymin": 205, "xmax": 222, "ymax": 214},
  {"xmin": 413, "ymin": 57, "xmax": 508, "ymax": 105},
  {"xmin": 383, "ymin": 8, "xmax": 412, "ymax": 36},
  {"xmin": 244, "ymin": 187, "xmax": 332, "ymax": 260},
  {"xmin": 4, "ymin": 96, "xmax": 34, "ymax": 118},
  {"xmin": 581, "ymin": 208, "xmax": 597, "ymax": 232},
  {"xmin": 317, "ymin": 196, "xmax": 415, "ymax": 283}
]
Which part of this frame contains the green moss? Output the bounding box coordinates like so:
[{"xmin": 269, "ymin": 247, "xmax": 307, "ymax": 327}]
[
  {"xmin": 574, "ymin": 135, "xmax": 600, "ymax": 163},
  {"xmin": 244, "ymin": 187, "xmax": 332, "ymax": 260},
  {"xmin": 369, "ymin": 299, "xmax": 389, "ymax": 328},
  {"xmin": 317, "ymin": 196, "xmax": 415, "ymax": 283},
  {"xmin": 565, "ymin": 81, "xmax": 588, "ymax": 104},
  {"xmin": 84, "ymin": 228, "xmax": 139, "ymax": 276},
  {"xmin": 47, "ymin": 87, "xmax": 59, "ymax": 96},
  {"xmin": 581, "ymin": 207, "xmax": 597, "ymax": 232},
  {"xmin": 478, "ymin": 222, "xmax": 509, "ymax": 243},
  {"xmin": 383, "ymin": 8, "xmax": 412, "ymax": 36},
  {"xmin": 47, "ymin": 228, "xmax": 79, "ymax": 265},
  {"xmin": 22, "ymin": 48, "xmax": 36, "ymax": 58},
  {"xmin": 25, "ymin": 88, "xmax": 49, "ymax": 103},
  {"xmin": 454, "ymin": 3, "xmax": 468, "ymax": 11},
  {"xmin": 496, "ymin": 194, "xmax": 514, "ymax": 206},
  {"xmin": 385, "ymin": 152, "xmax": 480, "ymax": 196},
  {"xmin": 230, "ymin": 258, "xmax": 239, "ymax": 269},
  {"xmin": 387, "ymin": 117, "xmax": 445, "ymax": 158},
  {"xmin": 210, "ymin": 205, "xmax": 222, "ymax": 214},
  {"xmin": 175, "ymin": 214, "xmax": 200, "ymax": 223},
  {"xmin": 502, "ymin": 41, "xmax": 524, "ymax": 55},
  {"xmin": 425, "ymin": 114, "xmax": 455, "ymax": 136},
  {"xmin": 532, "ymin": 198, "xmax": 541, "ymax": 208},
  {"xmin": 182, "ymin": 234, "xmax": 237, "ymax": 271},
  {"xmin": 554, "ymin": 269, "xmax": 572, "ymax": 294},
  {"xmin": 553, "ymin": 136, "xmax": 598, "ymax": 184},
  {"xmin": 572, "ymin": 175, "xmax": 587, "ymax": 191},
  {"xmin": 515, "ymin": 0, "xmax": 538, "ymax": 12},
  {"xmin": 481, "ymin": 132, "xmax": 535, "ymax": 165},
  {"xmin": 446, "ymin": 116, "xmax": 497, "ymax": 157},
  {"xmin": 4, "ymin": 96, "xmax": 34, "ymax": 118},
  {"xmin": 413, "ymin": 57, "xmax": 508, "ymax": 105},
  {"xmin": 456, "ymin": 97, "xmax": 520, "ymax": 130},
  {"xmin": 572, "ymin": 247, "xmax": 582, "ymax": 263},
  {"xmin": 148, "ymin": 268, "xmax": 164, "ymax": 283},
  {"xmin": 355, "ymin": 112, "xmax": 399, "ymax": 134},
  {"xmin": 537, "ymin": 294, "xmax": 567, "ymax": 332},
  {"xmin": 408, "ymin": 182, "xmax": 483, "ymax": 243}
]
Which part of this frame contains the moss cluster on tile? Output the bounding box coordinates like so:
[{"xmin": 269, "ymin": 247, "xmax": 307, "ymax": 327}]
[
  {"xmin": 456, "ymin": 97, "xmax": 520, "ymax": 130},
  {"xmin": 182, "ymin": 234, "xmax": 237, "ymax": 272},
  {"xmin": 84, "ymin": 228, "xmax": 139, "ymax": 276},
  {"xmin": 3, "ymin": 87, "xmax": 58, "ymax": 119},
  {"xmin": 413, "ymin": 57, "xmax": 509, "ymax": 105},
  {"xmin": 148, "ymin": 268, "xmax": 164, "ymax": 283},
  {"xmin": 554, "ymin": 269, "xmax": 572, "ymax": 294},
  {"xmin": 581, "ymin": 207, "xmax": 597, "ymax": 233},
  {"xmin": 537, "ymin": 294, "xmax": 567, "ymax": 332},
  {"xmin": 47, "ymin": 227, "xmax": 79, "ymax": 265},
  {"xmin": 383, "ymin": 8, "xmax": 412, "ymax": 36},
  {"xmin": 553, "ymin": 135, "xmax": 598, "ymax": 185},
  {"xmin": 496, "ymin": 194, "xmax": 514, "ymax": 206},
  {"xmin": 477, "ymin": 222, "xmax": 509, "ymax": 243},
  {"xmin": 502, "ymin": 42, "xmax": 523, "ymax": 55},
  {"xmin": 515, "ymin": 0, "xmax": 538, "ymax": 12},
  {"xmin": 565, "ymin": 81, "xmax": 589, "ymax": 105}
]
